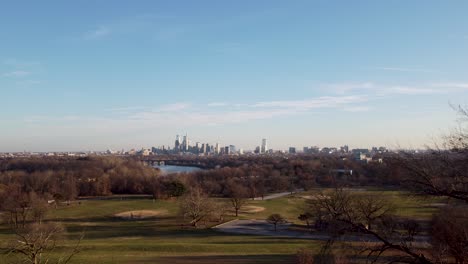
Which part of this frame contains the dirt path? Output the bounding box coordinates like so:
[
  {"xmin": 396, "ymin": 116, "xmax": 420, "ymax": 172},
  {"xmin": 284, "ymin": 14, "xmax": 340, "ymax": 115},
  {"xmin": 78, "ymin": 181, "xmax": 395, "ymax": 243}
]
[
  {"xmin": 253, "ymin": 189, "xmax": 304, "ymax": 200},
  {"xmin": 114, "ymin": 209, "xmax": 168, "ymax": 219}
]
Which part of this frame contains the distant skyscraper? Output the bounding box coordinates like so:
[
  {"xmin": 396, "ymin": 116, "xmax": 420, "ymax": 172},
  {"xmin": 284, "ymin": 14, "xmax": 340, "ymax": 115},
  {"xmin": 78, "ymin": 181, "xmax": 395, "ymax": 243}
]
[
  {"xmin": 229, "ymin": 145, "xmax": 236, "ymax": 154},
  {"xmin": 289, "ymin": 147, "xmax": 296, "ymax": 154},
  {"xmin": 201, "ymin": 143, "xmax": 207, "ymax": 154},
  {"xmin": 175, "ymin": 135, "xmax": 181, "ymax": 150},
  {"xmin": 215, "ymin": 142, "xmax": 220, "ymax": 154},
  {"xmin": 261, "ymin": 138, "xmax": 268, "ymax": 153},
  {"xmin": 182, "ymin": 134, "xmax": 189, "ymax": 151}
]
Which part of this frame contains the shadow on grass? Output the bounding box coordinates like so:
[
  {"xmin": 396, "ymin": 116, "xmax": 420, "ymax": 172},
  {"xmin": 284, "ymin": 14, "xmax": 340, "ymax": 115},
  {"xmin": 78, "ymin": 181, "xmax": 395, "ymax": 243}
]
[
  {"xmin": 66, "ymin": 223, "xmax": 239, "ymax": 240},
  {"xmin": 52, "ymin": 215, "xmax": 175, "ymax": 223},
  {"xmin": 150, "ymin": 254, "xmax": 296, "ymax": 264}
]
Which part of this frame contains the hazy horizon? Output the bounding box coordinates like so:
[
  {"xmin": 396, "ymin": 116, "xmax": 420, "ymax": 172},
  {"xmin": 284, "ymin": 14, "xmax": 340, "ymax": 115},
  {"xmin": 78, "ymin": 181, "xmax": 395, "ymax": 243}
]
[{"xmin": 2, "ymin": 1, "xmax": 468, "ymax": 152}]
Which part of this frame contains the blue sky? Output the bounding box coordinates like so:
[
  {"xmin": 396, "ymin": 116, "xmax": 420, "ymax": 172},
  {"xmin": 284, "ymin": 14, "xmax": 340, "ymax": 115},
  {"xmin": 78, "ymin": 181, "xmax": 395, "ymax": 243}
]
[{"xmin": 1, "ymin": 1, "xmax": 468, "ymax": 152}]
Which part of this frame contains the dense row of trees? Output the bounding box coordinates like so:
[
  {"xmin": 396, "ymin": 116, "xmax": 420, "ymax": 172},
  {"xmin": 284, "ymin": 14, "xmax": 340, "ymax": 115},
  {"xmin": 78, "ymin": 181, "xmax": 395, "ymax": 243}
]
[
  {"xmin": 166, "ymin": 154, "xmax": 398, "ymax": 203},
  {"xmin": 0, "ymin": 157, "xmax": 160, "ymax": 199},
  {"xmin": 0, "ymin": 147, "xmax": 401, "ymax": 203}
]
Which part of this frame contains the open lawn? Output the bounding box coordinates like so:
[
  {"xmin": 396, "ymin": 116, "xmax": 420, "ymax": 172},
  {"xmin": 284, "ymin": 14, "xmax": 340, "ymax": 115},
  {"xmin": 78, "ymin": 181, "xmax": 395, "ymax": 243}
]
[
  {"xmin": 0, "ymin": 188, "xmax": 444, "ymax": 263},
  {"xmin": 0, "ymin": 198, "xmax": 317, "ymax": 264}
]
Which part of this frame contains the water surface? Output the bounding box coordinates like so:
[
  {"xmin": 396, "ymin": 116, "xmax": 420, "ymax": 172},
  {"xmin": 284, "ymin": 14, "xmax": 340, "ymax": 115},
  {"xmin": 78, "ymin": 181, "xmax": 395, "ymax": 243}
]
[{"xmin": 154, "ymin": 165, "xmax": 202, "ymax": 175}]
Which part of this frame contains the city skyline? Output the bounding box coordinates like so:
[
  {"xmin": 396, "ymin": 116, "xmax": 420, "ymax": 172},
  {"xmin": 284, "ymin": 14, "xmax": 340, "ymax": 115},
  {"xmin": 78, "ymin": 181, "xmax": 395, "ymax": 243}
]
[{"xmin": 2, "ymin": 1, "xmax": 468, "ymax": 152}]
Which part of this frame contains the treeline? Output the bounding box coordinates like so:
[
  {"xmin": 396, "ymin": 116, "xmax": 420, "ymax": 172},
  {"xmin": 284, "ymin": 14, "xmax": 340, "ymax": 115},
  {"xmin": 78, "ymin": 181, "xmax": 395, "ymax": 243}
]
[
  {"xmin": 0, "ymin": 153, "xmax": 402, "ymax": 200},
  {"xmin": 164, "ymin": 154, "xmax": 401, "ymax": 199},
  {"xmin": 0, "ymin": 156, "xmax": 160, "ymax": 199}
]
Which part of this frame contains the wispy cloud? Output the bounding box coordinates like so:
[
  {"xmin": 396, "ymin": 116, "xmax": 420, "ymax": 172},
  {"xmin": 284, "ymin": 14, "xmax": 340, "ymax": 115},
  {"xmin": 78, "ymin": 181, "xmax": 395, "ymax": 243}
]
[
  {"xmin": 84, "ymin": 26, "xmax": 111, "ymax": 39},
  {"xmin": 343, "ymin": 106, "xmax": 371, "ymax": 112},
  {"xmin": 24, "ymin": 115, "xmax": 85, "ymax": 123},
  {"xmin": 81, "ymin": 14, "xmax": 188, "ymax": 41},
  {"xmin": 2, "ymin": 59, "xmax": 42, "ymax": 83},
  {"xmin": 374, "ymin": 67, "xmax": 440, "ymax": 73},
  {"xmin": 105, "ymin": 106, "xmax": 149, "ymax": 112},
  {"xmin": 157, "ymin": 103, "xmax": 191, "ymax": 112},
  {"xmin": 326, "ymin": 82, "xmax": 374, "ymax": 94},
  {"xmin": 431, "ymin": 82, "xmax": 468, "ymax": 90},
  {"xmin": 2, "ymin": 70, "xmax": 30, "ymax": 77},
  {"xmin": 207, "ymin": 102, "xmax": 229, "ymax": 107},
  {"xmin": 26, "ymin": 95, "xmax": 368, "ymax": 129},
  {"xmin": 253, "ymin": 96, "xmax": 367, "ymax": 109},
  {"xmin": 3, "ymin": 59, "xmax": 40, "ymax": 67},
  {"xmin": 391, "ymin": 86, "xmax": 442, "ymax": 95},
  {"xmin": 15, "ymin": 80, "xmax": 41, "ymax": 86},
  {"xmin": 327, "ymin": 82, "xmax": 447, "ymax": 96}
]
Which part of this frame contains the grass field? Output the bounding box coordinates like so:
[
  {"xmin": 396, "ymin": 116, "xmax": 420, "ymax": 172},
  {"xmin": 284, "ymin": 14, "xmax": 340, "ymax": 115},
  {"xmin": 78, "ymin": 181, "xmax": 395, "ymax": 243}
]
[{"xmin": 0, "ymin": 188, "xmax": 443, "ymax": 263}]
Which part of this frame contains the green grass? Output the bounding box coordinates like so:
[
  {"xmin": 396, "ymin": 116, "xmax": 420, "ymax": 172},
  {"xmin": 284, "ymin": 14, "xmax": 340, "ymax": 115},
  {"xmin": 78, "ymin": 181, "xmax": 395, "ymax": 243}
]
[
  {"xmin": 0, "ymin": 188, "xmax": 444, "ymax": 263},
  {"xmin": 0, "ymin": 198, "xmax": 317, "ymax": 264},
  {"xmin": 243, "ymin": 196, "xmax": 305, "ymax": 223}
]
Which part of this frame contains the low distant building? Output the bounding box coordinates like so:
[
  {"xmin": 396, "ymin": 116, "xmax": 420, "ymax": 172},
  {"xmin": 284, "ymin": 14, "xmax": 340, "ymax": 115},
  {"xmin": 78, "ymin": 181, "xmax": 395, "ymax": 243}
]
[
  {"xmin": 303, "ymin": 146, "xmax": 319, "ymax": 154},
  {"xmin": 320, "ymin": 147, "xmax": 337, "ymax": 154},
  {"xmin": 137, "ymin": 148, "xmax": 151, "ymax": 156},
  {"xmin": 340, "ymin": 145, "xmax": 349, "ymax": 153}
]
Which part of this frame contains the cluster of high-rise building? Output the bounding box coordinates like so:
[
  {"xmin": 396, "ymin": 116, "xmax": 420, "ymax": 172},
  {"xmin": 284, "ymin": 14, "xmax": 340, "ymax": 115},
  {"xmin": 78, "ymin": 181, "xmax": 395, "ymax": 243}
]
[
  {"xmin": 253, "ymin": 138, "xmax": 271, "ymax": 154},
  {"xmin": 169, "ymin": 134, "xmax": 243, "ymax": 155},
  {"xmin": 149, "ymin": 135, "xmax": 277, "ymax": 156},
  {"xmin": 135, "ymin": 142, "xmax": 390, "ymax": 160},
  {"xmin": 0, "ymin": 135, "xmax": 393, "ymax": 159}
]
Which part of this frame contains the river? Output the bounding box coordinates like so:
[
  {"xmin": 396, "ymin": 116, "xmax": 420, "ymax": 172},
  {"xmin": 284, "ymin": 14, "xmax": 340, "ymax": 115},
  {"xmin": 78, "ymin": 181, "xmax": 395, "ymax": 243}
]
[{"xmin": 154, "ymin": 165, "xmax": 202, "ymax": 175}]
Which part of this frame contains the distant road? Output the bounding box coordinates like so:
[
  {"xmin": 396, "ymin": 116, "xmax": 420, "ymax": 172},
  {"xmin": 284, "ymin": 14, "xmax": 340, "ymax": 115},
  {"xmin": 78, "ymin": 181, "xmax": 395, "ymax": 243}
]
[
  {"xmin": 78, "ymin": 194, "xmax": 153, "ymax": 200},
  {"xmin": 253, "ymin": 189, "xmax": 304, "ymax": 200}
]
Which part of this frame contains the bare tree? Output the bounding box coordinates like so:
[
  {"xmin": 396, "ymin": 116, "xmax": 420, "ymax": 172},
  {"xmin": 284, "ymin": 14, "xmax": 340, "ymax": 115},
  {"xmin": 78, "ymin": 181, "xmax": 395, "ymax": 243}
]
[
  {"xmin": 307, "ymin": 189, "xmax": 431, "ymax": 264},
  {"xmin": 431, "ymin": 206, "xmax": 468, "ymax": 264},
  {"xmin": 266, "ymin": 214, "xmax": 286, "ymax": 231},
  {"xmin": 298, "ymin": 212, "xmax": 313, "ymax": 229},
  {"xmin": 179, "ymin": 187, "xmax": 217, "ymax": 227},
  {"xmin": 395, "ymin": 106, "xmax": 468, "ymax": 203},
  {"xmin": 8, "ymin": 222, "xmax": 81, "ymax": 264},
  {"xmin": 226, "ymin": 182, "xmax": 248, "ymax": 217},
  {"xmin": 2, "ymin": 190, "xmax": 82, "ymax": 264},
  {"xmin": 29, "ymin": 192, "xmax": 49, "ymax": 225},
  {"xmin": 355, "ymin": 194, "xmax": 395, "ymax": 231},
  {"xmin": 379, "ymin": 105, "xmax": 468, "ymax": 264},
  {"xmin": 1, "ymin": 185, "xmax": 34, "ymax": 228}
]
